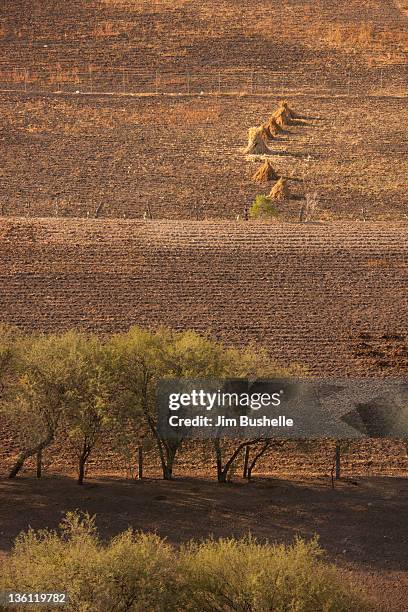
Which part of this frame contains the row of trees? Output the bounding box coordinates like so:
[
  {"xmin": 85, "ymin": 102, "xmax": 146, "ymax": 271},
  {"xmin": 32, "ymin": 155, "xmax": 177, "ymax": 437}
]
[{"xmin": 0, "ymin": 325, "xmax": 302, "ymax": 484}]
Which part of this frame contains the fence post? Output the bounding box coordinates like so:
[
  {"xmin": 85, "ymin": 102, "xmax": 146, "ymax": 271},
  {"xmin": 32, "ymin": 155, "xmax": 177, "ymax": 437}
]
[
  {"xmin": 187, "ymin": 72, "xmax": 190, "ymax": 94},
  {"xmin": 89, "ymin": 64, "xmax": 93, "ymax": 94},
  {"xmin": 380, "ymin": 68, "xmax": 383, "ymax": 92},
  {"xmin": 335, "ymin": 444, "xmax": 341, "ymax": 480},
  {"xmin": 155, "ymin": 70, "xmax": 159, "ymax": 94},
  {"xmin": 218, "ymin": 71, "xmax": 221, "ymax": 94},
  {"xmin": 347, "ymin": 72, "xmax": 351, "ymax": 96},
  {"xmin": 138, "ymin": 446, "xmax": 143, "ymax": 479},
  {"xmin": 24, "ymin": 68, "xmax": 28, "ymax": 93}
]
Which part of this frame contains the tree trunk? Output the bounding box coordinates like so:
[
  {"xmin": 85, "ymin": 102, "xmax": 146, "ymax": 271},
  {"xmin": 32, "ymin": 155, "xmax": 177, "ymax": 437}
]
[
  {"xmin": 162, "ymin": 464, "xmax": 172, "ymax": 480},
  {"xmin": 77, "ymin": 442, "xmax": 91, "ymax": 485},
  {"xmin": 214, "ymin": 439, "xmax": 255, "ymax": 483},
  {"xmin": 243, "ymin": 444, "xmax": 250, "ymax": 479},
  {"xmin": 247, "ymin": 442, "xmax": 267, "ymax": 481},
  {"xmin": 214, "ymin": 439, "xmax": 225, "ymax": 482},
  {"xmin": 144, "ymin": 409, "xmax": 173, "ymax": 480},
  {"xmin": 163, "ymin": 444, "xmax": 178, "ymax": 480},
  {"xmin": 8, "ymin": 431, "xmax": 53, "ymax": 479},
  {"xmin": 78, "ymin": 457, "xmax": 86, "ymax": 485}
]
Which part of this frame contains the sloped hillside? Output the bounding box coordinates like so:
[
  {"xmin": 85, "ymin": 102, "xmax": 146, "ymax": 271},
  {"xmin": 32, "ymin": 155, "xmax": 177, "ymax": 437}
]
[
  {"xmin": 1, "ymin": 0, "xmax": 407, "ymax": 74},
  {"xmin": 0, "ymin": 0, "xmax": 407, "ymax": 220},
  {"xmin": 1, "ymin": 218, "xmax": 407, "ymax": 376},
  {"xmin": 1, "ymin": 93, "xmax": 407, "ymax": 220}
]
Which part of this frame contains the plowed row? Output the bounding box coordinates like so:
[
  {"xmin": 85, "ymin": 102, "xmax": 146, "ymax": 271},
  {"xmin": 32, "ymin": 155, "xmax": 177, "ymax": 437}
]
[
  {"xmin": 1, "ymin": 218, "xmax": 407, "ymax": 375},
  {"xmin": 1, "ymin": 0, "xmax": 406, "ymax": 75}
]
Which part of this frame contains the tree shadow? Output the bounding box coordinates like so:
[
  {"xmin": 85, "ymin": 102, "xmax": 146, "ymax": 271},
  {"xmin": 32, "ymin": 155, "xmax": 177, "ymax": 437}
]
[{"xmin": 0, "ymin": 475, "xmax": 406, "ymax": 573}]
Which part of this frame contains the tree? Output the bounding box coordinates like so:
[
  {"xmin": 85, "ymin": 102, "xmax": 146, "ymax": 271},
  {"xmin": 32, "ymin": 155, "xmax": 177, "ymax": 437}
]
[
  {"xmin": 0, "ymin": 324, "xmax": 19, "ymax": 400},
  {"xmin": 109, "ymin": 327, "xmax": 168, "ymax": 478},
  {"xmin": 5, "ymin": 332, "xmax": 75, "ymax": 479},
  {"xmin": 212, "ymin": 347, "xmax": 302, "ymax": 483},
  {"xmin": 62, "ymin": 333, "xmax": 116, "ymax": 485},
  {"xmin": 110, "ymin": 327, "xmax": 238, "ymax": 480}
]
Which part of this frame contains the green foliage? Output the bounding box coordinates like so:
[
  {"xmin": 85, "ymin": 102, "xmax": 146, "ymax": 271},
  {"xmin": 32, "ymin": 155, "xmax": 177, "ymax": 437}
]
[
  {"xmin": 178, "ymin": 535, "xmax": 373, "ymax": 611},
  {"xmin": 2, "ymin": 330, "xmax": 117, "ymax": 481},
  {"xmin": 0, "ymin": 512, "xmax": 374, "ymax": 612},
  {"xmin": 3, "ymin": 332, "xmax": 83, "ymax": 457},
  {"xmin": 61, "ymin": 333, "xmax": 116, "ymax": 461},
  {"xmin": 0, "ymin": 324, "xmax": 22, "ymax": 391},
  {"xmin": 2, "ymin": 325, "xmax": 303, "ymax": 480},
  {"xmin": 1, "ymin": 511, "xmax": 176, "ymax": 612},
  {"xmin": 249, "ymin": 194, "xmax": 278, "ymax": 219}
]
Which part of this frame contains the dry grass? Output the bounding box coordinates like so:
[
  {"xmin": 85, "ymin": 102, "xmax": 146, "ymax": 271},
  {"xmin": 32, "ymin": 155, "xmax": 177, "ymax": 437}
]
[
  {"xmin": 101, "ymin": 0, "xmax": 191, "ymax": 10},
  {"xmin": 244, "ymin": 126, "xmax": 272, "ymax": 155},
  {"xmin": 252, "ymin": 160, "xmax": 279, "ymax": 183},
  {"xmin": 272, "ymin": 101, "xmax": 296, "ymax": 128},
  {"xmin": 269, "ymin": 177, "xmax": 290, "ymax": 201},
  {"xmin": 364, "ymin": 258, "xmax": 395, "ymax": 268},
  {"xmin": 266, "ymin": 116, "xmax": 284, "ymax": 136},
  {"xmin": 325, "ymin": 23, "xmax": 408, "ymax": 52},
  {"xmin": 0, "ymin": 98, "xmax": 222, "ymax": 137},
  {"xmin": 92, "ymin": 20, "xmax": 135, "ymax": 38}
]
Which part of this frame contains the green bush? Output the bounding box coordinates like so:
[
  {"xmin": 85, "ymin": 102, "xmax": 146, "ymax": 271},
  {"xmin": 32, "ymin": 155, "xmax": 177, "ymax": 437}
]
[
  {"xmin": 249, "ymin": 194, "xmax": 278, "ymax": 219},
  {"xmin": 177, "ymin": 536, "xmax": 373, "ymax": 611},
  {"xmin": 0, "ymin": 513, "xmax": 375, "ymax": 612},
  {"xmin": 0, "ymin": 512, "xmax": 177, "ymax": 612}
]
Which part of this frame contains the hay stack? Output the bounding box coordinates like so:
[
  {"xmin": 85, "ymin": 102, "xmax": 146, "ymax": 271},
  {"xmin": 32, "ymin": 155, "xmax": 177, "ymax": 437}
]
[
  {"xmin": 261, "ymin": 122, "xmax": 275, "ymax": 140},
  {"xmin": 267, "ymin": 116, "xmax": 283, "ymax": 136},
  {"xmin": 282, "ymin": 100, "xmax": 297, "ymax": 119},
  {"xmin": 269, "ymin": 177, "xmax": 290, "ymax": 201},
  {"xmin": 273, "ymin": 100, "xmax": 297, "ymax": 127},
  {"xmin": 244, "ymin": 126, "xmax": 272, "ymax": 155},
  {"xmin": 252, "ymin": 160, "xmax": 279, "ymax": 183}
]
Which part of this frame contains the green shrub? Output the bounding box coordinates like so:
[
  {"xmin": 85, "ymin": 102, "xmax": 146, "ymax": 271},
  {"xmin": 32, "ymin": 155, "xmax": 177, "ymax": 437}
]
[
  {"xmin": 0, "ymin": 513, "xmax": 375, "ymax": 612},
  {"xmin": 177, "ymin": 536, "xmax": 373, "ymax": 611},
  {"xmin": 0, "ymin": 512, "xmax": 177, "ymax": 612},
  {"xmin": 249, "ymin": 194, "xmax": 278, "ymax": 219}
]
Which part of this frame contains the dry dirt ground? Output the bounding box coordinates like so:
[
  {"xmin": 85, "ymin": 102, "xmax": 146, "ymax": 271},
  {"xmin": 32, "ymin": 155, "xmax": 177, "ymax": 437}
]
[
  {"xmin": 0, "ymin": 0, "xmax": 407, "ymax": 221},
  {"xmin": 1, "ymin": 219, "xmax": 407, "ymax": 377},
  {"xmin": 1, "ymin": 0, "xmax": 406, "ymax": 73},
  {"xmin": 1, "ymin": 93, "xmax": 407, "ymax": 221},
  {"xmin": 0, "ymin": 475, "xmax": 407, "ymax": 610}
]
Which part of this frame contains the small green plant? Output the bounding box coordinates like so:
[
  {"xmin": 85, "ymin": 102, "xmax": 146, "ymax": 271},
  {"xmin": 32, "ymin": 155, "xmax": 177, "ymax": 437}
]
[{"xmin": 249, "ymin": 194, "xmax": 278, "ymax": 219}]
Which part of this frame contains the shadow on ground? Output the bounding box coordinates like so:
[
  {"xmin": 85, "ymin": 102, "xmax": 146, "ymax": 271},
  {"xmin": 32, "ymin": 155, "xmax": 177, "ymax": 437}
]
[{"xmin": 0, "ymin": 475, "xmax": 406, "ymax": 571}]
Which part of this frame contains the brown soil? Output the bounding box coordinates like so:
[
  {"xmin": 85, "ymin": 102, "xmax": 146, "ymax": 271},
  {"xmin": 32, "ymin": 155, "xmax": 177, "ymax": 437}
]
[
  {"xmin": 0, "ymin": 475, "xmax": 406, "ymax": 610},
  {"xmin": 0, "ymin": 0, "xmax": 407, "ymax": 222},
  {"xmin": 0, "ymin": 219, "xmax": 407, "ymax": 377},
  {"xmin": 1, "ymin": 93, "xmax": 407, "ymax": 220},
  {"xmin": 1, "ymin": 0, "xmax": 406, "ymax": 76}
]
